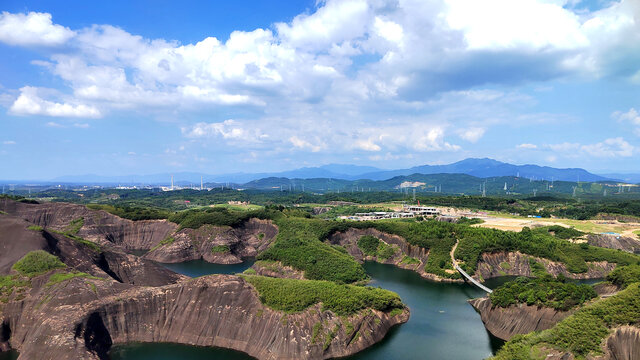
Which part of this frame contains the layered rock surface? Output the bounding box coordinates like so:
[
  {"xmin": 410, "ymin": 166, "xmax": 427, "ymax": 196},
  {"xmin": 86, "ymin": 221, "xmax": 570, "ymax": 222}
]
[
  {"xmin": 144, "ymin": 218, "xmax": 278, "ymax": 263},
  {"xmin": 0, "ymin": 198, "xmax": 177, "ymax": 250},
  {"xmin": 476, "ymin": 251, "xmax": 616, "ymax": 281},
  {"xmin": 1, "ymin": 274, "xmax": 408, "ymax": 360},
  {"xmin": 468, "ymin": 297, "xmax": 571, "ymax": 341}
]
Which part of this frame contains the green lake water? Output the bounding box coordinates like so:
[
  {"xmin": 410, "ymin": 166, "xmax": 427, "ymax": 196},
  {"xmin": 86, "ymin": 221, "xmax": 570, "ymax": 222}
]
[{"xmin": 110, "ymin": 260, "xmax": 510, "ymax": 359}]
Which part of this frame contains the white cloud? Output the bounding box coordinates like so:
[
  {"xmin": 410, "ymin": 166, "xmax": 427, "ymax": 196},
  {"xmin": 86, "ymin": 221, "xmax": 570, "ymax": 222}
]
[
  {"xmin": 1, "ymin": 1, "xmax": 639, "ymax": 160},
  {"xmin": 2, "ymin": 140, "xmax": 16, "ymax": 145},
  {"xmin": 517, "ymin": 143, "xmax": 537, "ymax": 149},
  {"xmin": 45, "ymin": 121, "xmax": 64, "ymax": 128},
  {"xmin": 10, "ymin": 87, "xmax": 101, "ymax": 118},
  {"xmin": 353, "ymin": 138, "xmax": 382, "ymax": 152},
  {"xmin": 580, "ymin": 137, "xmax": 635, "ymax": 158},
  {"xmin": 0, "ymin": 12, "xmax": 75, "ymax": 46},
  {"xmin": 545, "ymin": 137, "xmax": 635, "ymax": 158},
  {"xmin": 289, "ymin": 136, "xmax": 325, "ymax": 152},
  {"xmin": 457, "ymin": 127, "xmax": 485, "ymax": 143},
  {"xmin": 181, "ymin": 120, "xmax": 266, "ymax": 144},
  {"xmin": 612, "ymin": 108, "xmax": 640, "ymax": 136}
]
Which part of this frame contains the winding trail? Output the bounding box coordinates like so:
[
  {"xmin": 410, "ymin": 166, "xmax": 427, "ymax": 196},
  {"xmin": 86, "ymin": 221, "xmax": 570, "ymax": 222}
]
[{"xmin": 451, "ymin": 239, "xmax": 493, "ymax": 294}]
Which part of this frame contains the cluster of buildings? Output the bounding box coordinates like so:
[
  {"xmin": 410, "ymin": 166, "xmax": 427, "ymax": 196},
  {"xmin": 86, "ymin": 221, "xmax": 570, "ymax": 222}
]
[{"xmin": 341, "ymin": 205, "xmax": 440, "ymax": 221}]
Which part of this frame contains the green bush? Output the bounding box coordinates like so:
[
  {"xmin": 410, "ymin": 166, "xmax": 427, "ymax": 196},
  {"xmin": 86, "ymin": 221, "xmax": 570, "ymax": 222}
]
[
  {"xmin": 493, "ymin": 283, "xmax": 640, "ymax": 359},
  {"xmin": 243, "ymin": 275, "xmax": 404, "ymax": 316},
  {"xmin": 489, "ymin": 275, "xmax": 596, "ymax": 311},
  {"xmin": 27, "ymin": 225, "xmax": 43, "ymax": 232},
  {"xmin": 12, "ymin": 251, "xmax": 66, "ymax": 277},
  {"xmin": 211, "ymin": 244, "xmax": 231, "ymax": 253},
  {"xmin": 258, "ymin": 218, "xmax": 368, "ymax": 284},
  {"xmin": 357, "ymin": 235, "xmax": 380, "ymax": 256},
  {"xmin": 606, "ymin": 264, "xmax": 640, "ymax": 289},
  {"xmin": 46, "ymin": 271, "xmax": 101, "ymax": 286}
]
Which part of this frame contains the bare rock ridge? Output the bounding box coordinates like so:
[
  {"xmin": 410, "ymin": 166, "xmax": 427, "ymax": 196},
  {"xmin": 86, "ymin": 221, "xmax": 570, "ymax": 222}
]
[
  {"xmin": 587, "ymin": 234, "xmax": 640, "ymax": 254},
  {"xmin": 468, "ymin": 297, "xmax": 571, "ymax": 341},
  {"xmin": 2, "ymin": 273, "xmax": 408, "ymax": 360},
  {"xmin": 0, "ymin": 210, "xmax": 185, "ymax": 285},
  {"xmin": 144, "ymin": 219, "xmax": 278, "ymax": 264},
  {"xmin": 0, "ymin": 201, "xmax": 408, "ymax": 359},
  {"xmin": 476, "ymin": 251, "xmax": 616, "ymax": 280},
  {"xmin": 0, "ymin": 198, "xmax": 177, "ymax": 250}
]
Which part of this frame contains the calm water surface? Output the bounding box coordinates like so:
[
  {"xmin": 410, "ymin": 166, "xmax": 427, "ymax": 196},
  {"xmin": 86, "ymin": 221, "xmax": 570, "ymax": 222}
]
[
  {"xmin": 110, "ymin": 261, "xmax": 510, "ymax": 360},
  {"xmin": 0, "ymin": 351, "xmax": 18, "ymax": 360},
  {"xmin": 159, "ymin": 259, "xmax": 255, "ymax": 277}
]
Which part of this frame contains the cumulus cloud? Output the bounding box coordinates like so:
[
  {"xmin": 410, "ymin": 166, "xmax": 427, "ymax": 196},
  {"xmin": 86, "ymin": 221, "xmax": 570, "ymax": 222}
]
[
  {"xmin": 1, "ymin": 1, "xmax": 639, "ymax": 159},
  {"xmin": 545, "ymin": 138, "xmax": 635, "ymax": 158},
  {"xmin": 580, "ymin": 137, "xmax": 635, "ymax": 158},
  {"xmin": 457, "ymin": 127, "xmax": 485, "ymax": 143},
  {"xmin": 181, "ymin": 120, "xmax": 267, "ymax": 144},
  {"xmin": 10, "ymin": 87, "xmax": 101, "ymax": 118},
  {"xmin": 0, "ymin": 11, "xmax": 75, "ymax": 46},
  {"xmin": 612, "ymin": 108, "xmax": 640, "ymax": 136}
]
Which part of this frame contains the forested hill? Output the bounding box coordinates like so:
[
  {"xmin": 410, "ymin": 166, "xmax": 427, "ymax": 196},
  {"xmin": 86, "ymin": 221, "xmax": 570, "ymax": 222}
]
[{"xmin": 240, "ymin": 173, "xmax": 637, "ymax": 197}]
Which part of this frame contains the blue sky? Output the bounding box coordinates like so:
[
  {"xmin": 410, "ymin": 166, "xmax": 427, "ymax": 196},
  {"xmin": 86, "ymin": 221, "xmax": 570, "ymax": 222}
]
[{"xmin": 1, "ymin": 0, "xmax": 639, "ymax": 180}]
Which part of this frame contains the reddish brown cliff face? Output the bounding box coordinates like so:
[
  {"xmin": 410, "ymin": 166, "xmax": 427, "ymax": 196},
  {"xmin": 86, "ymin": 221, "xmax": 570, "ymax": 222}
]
[
  {"xmin": 1, "ymin": 274, "xmax": 408, "ymax": 360},
  {"xmin": 0, "ymin": 198, "xmax": 177, "ymax": 250},
  {"xmin": 143, "ymin": 218, "xmax": 278, "ymax": 264},
  {"xmin": 468, "ymin": 297, "xmax": 571, "ymax": 341}
]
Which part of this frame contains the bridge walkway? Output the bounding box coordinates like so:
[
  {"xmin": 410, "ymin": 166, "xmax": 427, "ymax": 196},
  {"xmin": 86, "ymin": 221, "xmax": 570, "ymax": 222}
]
[{"xmin": 450, "ymin": 239, "xmax": 493, "ymax": 294}]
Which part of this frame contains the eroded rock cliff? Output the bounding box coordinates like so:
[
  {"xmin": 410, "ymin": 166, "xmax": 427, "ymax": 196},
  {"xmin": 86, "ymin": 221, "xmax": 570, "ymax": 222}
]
[
  {"xmin": 144, "ymin": 219, "xmax": 278, "ymax": 264},
  {"xmin": 0, "ymin": 199, "xmax": 177, "ymax": 250},
  {"xmin": 1, "ymin": 274, "xmax": 408, "ymax": 360},
  {"xmin": 468, "ymin": 297, "xmax": 571, "ymax": 341},
  {"xmin": 476, "ymin": 251, "xmax": 616, "ymax": 281}
]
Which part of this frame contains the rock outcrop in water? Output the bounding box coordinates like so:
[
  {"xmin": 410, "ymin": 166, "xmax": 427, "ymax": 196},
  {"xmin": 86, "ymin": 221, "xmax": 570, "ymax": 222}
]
[
  {"xmin": 143, "ymin": 219, "xmax": 278, "ymax": 264},
  {"xmin": 0, "ymin": 201, "xmax": 407, "ymax": 359},
  {"xmin": 326, "ymin": 228, "xmax": 462, "ymax": 282},
  {"xmin": 468, "ymin": 297, "xmax": 571, "ymax": 341},
  {"xmin": 1, "ymin": 273, "xmax": 408, "ymax": 360}
]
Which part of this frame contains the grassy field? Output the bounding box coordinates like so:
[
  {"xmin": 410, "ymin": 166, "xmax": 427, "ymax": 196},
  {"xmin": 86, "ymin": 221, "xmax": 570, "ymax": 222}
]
[{"xmin": 210, "ymin": 203, "xmax": 264, "ymax": 211}]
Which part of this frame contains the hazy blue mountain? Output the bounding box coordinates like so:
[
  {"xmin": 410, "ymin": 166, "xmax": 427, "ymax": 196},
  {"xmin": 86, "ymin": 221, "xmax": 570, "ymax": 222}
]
[
  {"xmin": 357, "ymin": 158, "xmax": 610, "ymax": 182},
  {"xmin": 47, "ymin": 158, "xmax": 612, "ymax": 185},
  {"xmin": 598, "ymin": 173, "xmax": 640, "ymax": 184}
]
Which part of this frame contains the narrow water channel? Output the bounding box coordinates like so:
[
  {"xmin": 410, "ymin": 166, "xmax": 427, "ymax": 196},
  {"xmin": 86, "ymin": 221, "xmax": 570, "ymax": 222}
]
[{"xmin": 110, "ymin": 261, "xmax": 506, "ymax": 360}]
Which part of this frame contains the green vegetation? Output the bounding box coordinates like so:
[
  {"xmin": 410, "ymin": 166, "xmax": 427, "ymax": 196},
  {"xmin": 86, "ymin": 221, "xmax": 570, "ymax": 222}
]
[
  {"xmin": 12, "ymin": 250, "xmax": 66, "ymax": 277},
  {"xmin": 211, "ymin": 244, "xmax": 231, "ymax": 253},
  {"xmin": 150, "ymin": 236, "xmax": 175, "ymax": 251},
  {"xmin": 0, "ymin": 275, "xmax": 29, "ymax": 303},
  {"xmin": 357, "ymin": 235, "xmax": 380, "ymax": 256},
  {"xmin": 168, "ymin": 207, "xmax": 280, "ymax": 229},
  {"xmin": 400, "ymin": 256, "xmax": 420, "ymax": 265},
  {"xmin": 456, "ymin": 217, "xmax": 484, "ymax": 225},
  {"xmin": 27, "ymin": 225, "xmax": 43, "ymax": 231},
  {"xmin": 489, "ymin": 275, "xmax": 597, "ymax": 311},
  {"xmin": 46, "ymin": 271, "xmax": 101, "ymax": 286},
  {"xmin": 47, "ymin": 217, "xmax": 101, "ymax": 252},
  {"xmin": 606, "ymin": 264, "xmax": 640, "ymax": 289},
  {"xmin": 258, "ymin": 218, "xmax": 368, "ymax": 283},
  {"xmin": 492, "ymin": 283, "xmax": 640, "ymax": 359},
  {"xmin": 243, "ymin": 275, "xmax": 403, "ymax": 316},
  {"xmin": 64, "ymin": 217, "xmax": 84, "ymax": 235},
  {"xmin": 86, "ymin": 204, "xmax": 170, "ymax": 220},
  {"xmin": 499, "ymin": 261, "xmax": 511, "ymax": 270},
  {"xmin": 311, "ymin": 322, "xmax": 323, "ymax": 343},
  {"xmin": 454, "ymin": 226, "xmax": 638, "ymax": 276},
  {"xmin": 532, "ymin": 225, "xmax": 584, "ymax": 240}
]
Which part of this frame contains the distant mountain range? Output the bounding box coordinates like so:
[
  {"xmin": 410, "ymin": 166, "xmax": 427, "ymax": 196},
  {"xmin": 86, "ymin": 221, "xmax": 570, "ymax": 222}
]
[{"xmin": 46, "ymin": 158, "xmax": 631, "ymax": 185}]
